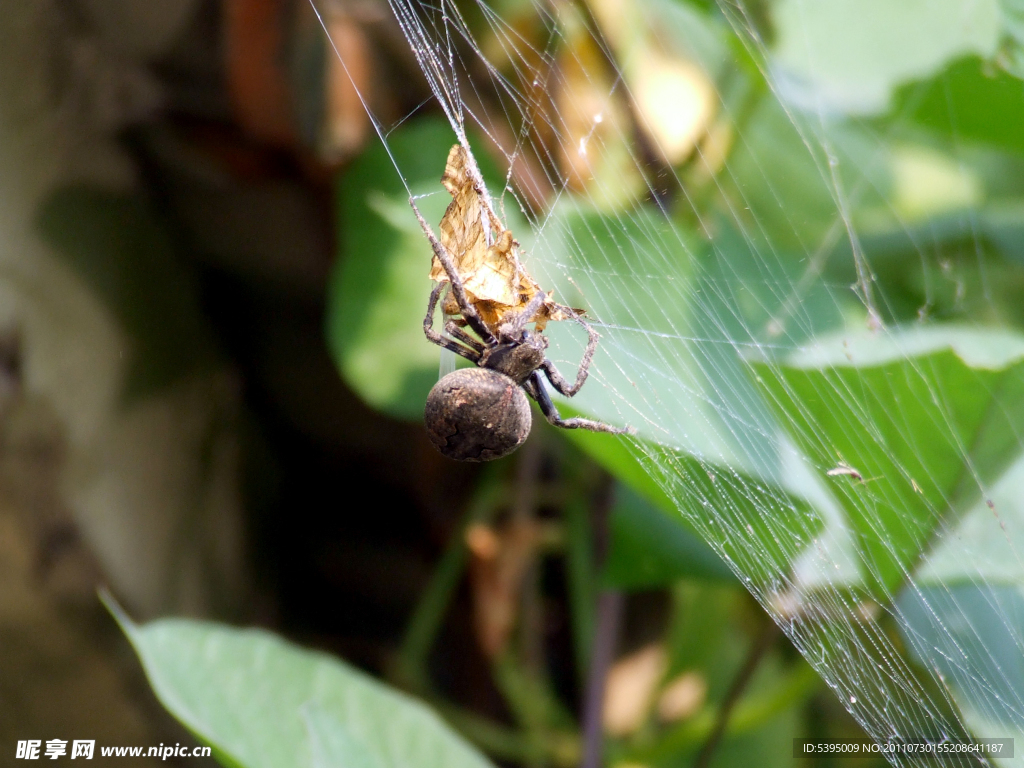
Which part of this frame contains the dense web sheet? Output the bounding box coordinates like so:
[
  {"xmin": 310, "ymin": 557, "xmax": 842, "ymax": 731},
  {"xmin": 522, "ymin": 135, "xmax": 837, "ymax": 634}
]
[{"xmin": 314, "ymin": 0, "xmax": 1024, "ymax": 763}]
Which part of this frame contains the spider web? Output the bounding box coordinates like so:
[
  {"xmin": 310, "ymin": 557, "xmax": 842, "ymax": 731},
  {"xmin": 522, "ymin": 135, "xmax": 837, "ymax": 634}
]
[{"xmin": 313, "ymin": 0, "xmax": 1024, "ymax": 762}]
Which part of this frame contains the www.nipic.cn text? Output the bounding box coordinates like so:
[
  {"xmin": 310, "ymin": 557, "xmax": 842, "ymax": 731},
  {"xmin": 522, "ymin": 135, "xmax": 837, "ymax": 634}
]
[{"xmin": 16, "ymin": 740, "xmax": 212, "ymax": 760}]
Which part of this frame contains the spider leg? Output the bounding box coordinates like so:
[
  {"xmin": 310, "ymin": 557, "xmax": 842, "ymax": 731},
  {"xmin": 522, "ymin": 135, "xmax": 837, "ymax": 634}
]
[
  {"xmin": 527, "ymin": 372, "xmax": 634, "ymax": 434},
  {"xmin": 540, "ymin": 311, "xmax": 600, "ymax": 396},
  {"xmin": 424, "ymin": 283, "xmax": 482, "ymax": 364},
  {"xmin": 444, "ymin": 321, "xmax": 485, "ymax": 353},
  {"xmin": 499, "ymin": 289, "xmax": 548, "ymax": 338},
  {"xmin": 409, "ymin": 196, "xmax": 496, "ymax": 344}
]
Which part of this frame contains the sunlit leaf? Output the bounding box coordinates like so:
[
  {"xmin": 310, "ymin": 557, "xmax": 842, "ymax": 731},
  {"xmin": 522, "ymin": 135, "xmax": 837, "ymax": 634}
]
[
  {"xmin": 753, "ymin": 326, "xmax": 1024, "ymax": 596},
  {"xmin": 105, "ymin": 595, "xmax": 496, "ymax": 768},
  {"xmin": 772, "ymin": 0, "xmax": 1000, "ymax": 114},
  {"xmin": 898, "ymin": 583, "xmax": 1024, "ymax": 747},
  {"xmin": 327, "ymin": 120, "xmax": 453, "ymax": 420},
  {"xmin": 892, "ymin": 55, "xmax": 1024, "ymax": 156},
  {"xmin": 567, "ymin": 422, "xmax": 818, "ymax": 587}
]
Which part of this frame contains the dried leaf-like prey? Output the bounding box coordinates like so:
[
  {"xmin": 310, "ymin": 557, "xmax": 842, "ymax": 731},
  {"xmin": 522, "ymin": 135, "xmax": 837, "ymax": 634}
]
[{"xmin": 429, "ymin": 144, "xmax": 575, "ymax": 332}]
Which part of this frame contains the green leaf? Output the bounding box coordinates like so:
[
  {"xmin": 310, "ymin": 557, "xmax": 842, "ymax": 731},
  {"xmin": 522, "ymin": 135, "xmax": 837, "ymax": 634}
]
[
  {"xmin": 535, "ymin": 201, "xmax": 789, "ymax": 474},
  {"xmin": 898, "ymin": 584, "xmax": 1024, "ymax": 743},
  {"xmin": 897, "ymin": 453, "xmax": 1024, "ymax": 744},
  {"xmin": 104, "ymin": 594, "xmax": 496, "ymax": 768},
  {"xmin": 663, "ymin": 582, "xmax": 741, "ymax": 679},
  {"xmin": 715, "ymin": 90, "xmax": 901, "ymax": 257},
  {"xmin": 997, "ymin": 0, "xmax": 1024, "ymax": 79},
  {"xmin": 566, "ymin": 422, "xmax": 819, "ymax": 588},
  {"xmin": 892, "ymin": 55, "xmax": 1024, "ymax": 156},
  {"xmin": 772, "ymin": 0, "xmax": 1001, "ymax": 114},
  {"xmin": 326, "ymin": 120, "xmax": 449, "ymax": 420},
  {"xmin": 303, "ymin": 704, "xmax": 386, "ymax": 768},
  {"xmin": 752, "ymin": 325, "xmax": 1024, "ymax": 596},
  {"xmin": 918, "ymin": 455, "xmax": 1024, "ymax": 585}
]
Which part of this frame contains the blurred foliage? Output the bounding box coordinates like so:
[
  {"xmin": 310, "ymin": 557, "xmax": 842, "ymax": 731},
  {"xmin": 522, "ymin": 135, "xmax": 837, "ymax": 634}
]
[
  {"xmin": 36, "ymin": 187, "xmax": 219, "ymax": 400},
  {"xmin": 603, "ymin": 486, "xmax": 735, "ymax": 590}
]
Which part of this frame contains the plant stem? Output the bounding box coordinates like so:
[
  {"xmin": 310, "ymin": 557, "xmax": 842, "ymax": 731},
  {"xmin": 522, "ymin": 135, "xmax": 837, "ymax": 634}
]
[
  {"xmin": 514, "ymin": 438, "xmax": 544, "ymax": 677},
  {"xmin": 563, "ymin": 495, "xmax": 596, "ymax": 679},
  {"xmin": 580, "ymin": 589, "xmax": 623, "ymax": 768},
  {"xmin": 394, "ymin": 464, "xmax": 503, "ymax": 691},
  {"xmin": 580, "ymin": 474, "xmax": 619, "ymax": 768},
  {"xmin": 693, "ymin": 618, "xmax": 779, "ymax": 768}
]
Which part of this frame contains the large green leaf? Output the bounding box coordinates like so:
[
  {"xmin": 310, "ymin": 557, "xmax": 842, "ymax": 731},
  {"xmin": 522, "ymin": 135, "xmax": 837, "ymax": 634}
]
[
  {"xmin": 898, "ymin": 584, "xmax": 1024, "ymax": 736},
  {"xmin": 105, "ymin": 595, "xmax": 495, "ymax": 768},
  {"xmin": 753, "ymin": 326, "xmax": 1024, "ymax": 596},
  {"xmin": 567, "ymin": 421, "xmax": 818, "ymax": 589},
  {"xmin": 892, "ymin": 452, "xmax": 1024, "ymax": 744},
  {"xmin": 532, "ymin": 202, "xmax": 788, "ymax": 474},
  {"xmin": 327, "ymin": 120, "xmax": 450, "ymax": 420},
  {"xmin": 918, "ymin": 454, "xmax": 1024, "ymax": 586},
  {"xmin": 1001, "ymin": 0, "xmax": 1024, "ymax": 79},
  {"xmin": 891, "ymin": 55, "xmax": 1024, "ymax": 156},
  {"xmin": 714, "ymin": 93, "xmax": 895, "ymax": 256}
]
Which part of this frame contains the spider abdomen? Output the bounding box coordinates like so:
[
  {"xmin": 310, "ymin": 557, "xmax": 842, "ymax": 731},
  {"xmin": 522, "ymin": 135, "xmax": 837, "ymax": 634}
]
[{"xmin": 424, "ymin": 368, "xmax": 532, "ymax": 462}]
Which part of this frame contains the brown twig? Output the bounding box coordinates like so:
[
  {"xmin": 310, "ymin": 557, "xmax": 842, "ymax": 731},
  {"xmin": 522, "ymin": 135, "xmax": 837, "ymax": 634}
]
[
  {"xmin": 693, "ymin": 619, "xmax": 779, "ymax": 768},
  {"xmin": 515, "ymin": 438, "xmax": 544, "ymax": 674},
  {"xmin": 580, "ymin": 475, "xmax": 620, "ymax": 768},
  {"xmin": 580, "ymin": 590, "xmax": 623, "ymax": 768}
]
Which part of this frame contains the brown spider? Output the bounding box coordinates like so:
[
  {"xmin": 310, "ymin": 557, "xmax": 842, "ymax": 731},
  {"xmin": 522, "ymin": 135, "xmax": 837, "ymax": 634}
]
[{"xmin": 409, "ymin": 173, "xmax": 634, "ymax": 462}]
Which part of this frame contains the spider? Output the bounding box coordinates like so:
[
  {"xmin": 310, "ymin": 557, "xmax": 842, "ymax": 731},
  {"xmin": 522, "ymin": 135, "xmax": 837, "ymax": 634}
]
[{"xmin": 409, "ymin": 197, "xmax": 634, "ymax": 462}]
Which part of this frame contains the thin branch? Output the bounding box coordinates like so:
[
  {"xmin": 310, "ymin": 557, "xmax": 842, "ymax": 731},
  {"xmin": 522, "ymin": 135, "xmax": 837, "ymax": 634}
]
[
  {"xmin": 393, "ymin": 465, "xmax": 504, "ymax": 691},
  {"xmin": 580, "ymin": 475, "xmax": 619, "ymax": 768},
  {"xmin": 693, "ymin": 619, "xmax": 779, "ymax": 768},
  {"xmin": 580, "ymin": 590, "xmax": 623, "ymax": 768}
]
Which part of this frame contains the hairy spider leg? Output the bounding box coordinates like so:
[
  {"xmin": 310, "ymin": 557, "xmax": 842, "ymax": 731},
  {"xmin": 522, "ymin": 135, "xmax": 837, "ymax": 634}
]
[
  {"xmin": 539, "ymin": 309, "xmax": 600, "ymax": 397},
  {"xmin": 497, "ymin": 289, "xmax": 548, "ymax": 339},
  {"xmin": 443, "ymin": 321, "xmax": 486, "ymax": 352},
  {"xmin": 424, "ymin": 283, "xmax": 483, "ymax": 364},
  {"xmin": 526, "ymin": 372, "xmax": 634, "ymax": 434},
  {"xmin": 409, "ymin": 196, "xmax": 497, "ymax": 344}
]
